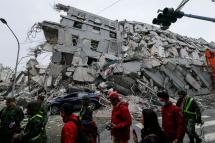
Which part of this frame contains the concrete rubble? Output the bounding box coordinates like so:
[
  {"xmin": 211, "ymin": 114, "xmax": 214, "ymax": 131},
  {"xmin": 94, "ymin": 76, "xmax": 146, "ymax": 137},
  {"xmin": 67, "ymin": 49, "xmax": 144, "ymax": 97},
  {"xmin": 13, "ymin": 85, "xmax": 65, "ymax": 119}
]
[{"xmin": 0, "ymin": 3, "xmax": 215, "ymax": 113}]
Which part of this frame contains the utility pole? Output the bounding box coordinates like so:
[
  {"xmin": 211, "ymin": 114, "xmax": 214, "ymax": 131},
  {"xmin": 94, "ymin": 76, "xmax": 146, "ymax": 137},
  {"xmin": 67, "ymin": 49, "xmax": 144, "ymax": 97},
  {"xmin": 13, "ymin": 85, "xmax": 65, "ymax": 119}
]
[{"xmin": 0, "ymin": 18, "xmax": 20, "ymax": 96}]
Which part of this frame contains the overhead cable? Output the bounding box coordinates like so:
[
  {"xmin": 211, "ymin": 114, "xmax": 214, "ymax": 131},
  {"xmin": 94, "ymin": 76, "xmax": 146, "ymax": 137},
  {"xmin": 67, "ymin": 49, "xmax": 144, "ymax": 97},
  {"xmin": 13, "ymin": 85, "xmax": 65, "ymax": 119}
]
[
  {"xmin": 97, "ymin": 0, "xmax": 123, "ymax": 14},
  {"xmin": 176, "ymin": 0, "xmax": 190, "ymax": 11}
]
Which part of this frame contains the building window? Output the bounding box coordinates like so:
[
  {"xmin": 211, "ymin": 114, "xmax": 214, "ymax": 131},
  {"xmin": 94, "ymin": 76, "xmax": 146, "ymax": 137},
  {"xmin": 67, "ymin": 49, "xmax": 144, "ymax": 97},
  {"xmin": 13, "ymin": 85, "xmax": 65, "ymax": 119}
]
[
  {"xmin": 73, "ymin": 21, "xmax": 83, "ymax": 29},
  {"xmin": 110, "ymin": 31, "xmax": 117, "ymax": 39},
  {"xmin": 72, "ymin": 35, "xmax": 79, "ymax": 46},
  {"xmin": 91, "ymin": 40, "xmax": 99, "ymax": 51},
  {"xmin": 43, "ymin": 26, "xmax": 58, "ymax": 44},
  {"xmin": 92, "ymin": 26, "xmax": 100, "ymax": 33}
]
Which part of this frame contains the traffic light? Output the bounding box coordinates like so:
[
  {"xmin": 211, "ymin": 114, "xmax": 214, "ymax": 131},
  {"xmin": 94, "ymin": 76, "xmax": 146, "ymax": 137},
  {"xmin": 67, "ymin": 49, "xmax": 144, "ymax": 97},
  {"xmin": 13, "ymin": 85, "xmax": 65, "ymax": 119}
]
[{"xmin": 152, "ymin": 7, "xmax": 184, "ymax": 30}]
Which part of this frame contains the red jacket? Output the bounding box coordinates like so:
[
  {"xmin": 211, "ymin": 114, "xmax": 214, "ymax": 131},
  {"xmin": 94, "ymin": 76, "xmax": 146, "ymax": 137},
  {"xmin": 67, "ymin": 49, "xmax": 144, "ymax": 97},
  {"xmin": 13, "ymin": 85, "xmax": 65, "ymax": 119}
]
[
  {"xmin": 61, "ymin": 114, "xmax": 78, "ymax": 143},
  {"xmin": 161, "ymin": 102, "xmax": 186, "ymax": 141},
  {"xmin": 111, "ymin": 101, "xmax": 132, "ymax": 141}
]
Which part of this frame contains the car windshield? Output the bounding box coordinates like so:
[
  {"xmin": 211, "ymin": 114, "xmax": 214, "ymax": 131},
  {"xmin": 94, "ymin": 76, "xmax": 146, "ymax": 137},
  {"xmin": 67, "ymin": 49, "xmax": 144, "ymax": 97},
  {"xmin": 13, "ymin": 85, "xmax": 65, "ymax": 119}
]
[
  {"xmin": 78, "ymin": 92, "xmax": 90, "ymax": 98},
  {"xmin": 64, "ymin": 93, "xmax": 78, "ymax": 99}
]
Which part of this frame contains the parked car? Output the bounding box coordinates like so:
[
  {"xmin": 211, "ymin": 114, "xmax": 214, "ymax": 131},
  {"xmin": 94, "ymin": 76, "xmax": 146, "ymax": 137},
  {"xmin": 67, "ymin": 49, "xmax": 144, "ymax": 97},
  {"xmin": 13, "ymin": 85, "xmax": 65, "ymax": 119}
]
[{"xmin": 48, "ymin": 92, "xmax": 101, "ymax": 115}]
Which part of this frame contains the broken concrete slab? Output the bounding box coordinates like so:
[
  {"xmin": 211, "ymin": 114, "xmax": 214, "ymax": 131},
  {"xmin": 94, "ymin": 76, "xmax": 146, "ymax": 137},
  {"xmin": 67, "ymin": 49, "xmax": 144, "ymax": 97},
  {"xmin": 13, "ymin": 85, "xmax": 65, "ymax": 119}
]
[{"xmin": 73, "ymin": 67, "xmax": 95, "ymax": 82}]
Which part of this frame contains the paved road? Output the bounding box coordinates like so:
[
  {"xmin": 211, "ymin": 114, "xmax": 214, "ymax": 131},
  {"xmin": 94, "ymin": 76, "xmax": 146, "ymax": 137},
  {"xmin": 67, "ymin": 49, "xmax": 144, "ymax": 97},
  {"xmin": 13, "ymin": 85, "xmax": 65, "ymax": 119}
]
[
  {"xmin": 199, "ymin": 109, "xmax": 215, "ymax": 143},
  {"xmin": 45, "ymin": 108, "xmax": 215, "ymax": 143},
  {"xmin": 98, "ymin": 108, "xmax": 215, "ymax": 143}
]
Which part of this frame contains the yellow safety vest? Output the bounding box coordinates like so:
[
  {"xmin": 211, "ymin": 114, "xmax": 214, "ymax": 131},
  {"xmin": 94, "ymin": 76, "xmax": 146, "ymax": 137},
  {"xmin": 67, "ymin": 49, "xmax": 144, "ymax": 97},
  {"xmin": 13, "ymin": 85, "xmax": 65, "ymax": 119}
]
[
  {"xmin": 26, "ymin": 114, "xmax": 44, "ymax": 141},
  {"xmin": 183, "ymin": 97, "xmax": 196, "ymax": 115}
]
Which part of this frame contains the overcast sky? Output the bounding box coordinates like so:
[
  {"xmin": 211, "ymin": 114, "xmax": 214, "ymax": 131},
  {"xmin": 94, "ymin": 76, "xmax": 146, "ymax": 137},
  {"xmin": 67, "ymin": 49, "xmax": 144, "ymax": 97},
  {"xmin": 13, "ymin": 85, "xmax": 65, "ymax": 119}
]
[{"xmin": 0, "ymin": 0, "xmax": 215, "ymax": 69}]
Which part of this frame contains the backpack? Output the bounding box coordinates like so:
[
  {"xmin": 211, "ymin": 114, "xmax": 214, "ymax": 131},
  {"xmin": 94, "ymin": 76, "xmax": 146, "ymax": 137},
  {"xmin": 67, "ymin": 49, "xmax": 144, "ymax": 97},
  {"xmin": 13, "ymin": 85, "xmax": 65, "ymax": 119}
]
[
  {"xmin": 71, "ymin": 119, "xmax": 91, "ymax": 143},
  {"xmin": 80, "ymin": 120, "xmax": 98, "ymax": 138}
]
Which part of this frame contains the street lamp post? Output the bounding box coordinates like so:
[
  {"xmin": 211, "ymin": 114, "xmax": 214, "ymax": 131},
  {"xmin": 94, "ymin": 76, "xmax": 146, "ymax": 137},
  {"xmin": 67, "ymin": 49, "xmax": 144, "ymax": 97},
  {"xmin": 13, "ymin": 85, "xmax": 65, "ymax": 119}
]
[{"xmin": 0, "ymin": 18, "xmax": 20, "ymax": 96}]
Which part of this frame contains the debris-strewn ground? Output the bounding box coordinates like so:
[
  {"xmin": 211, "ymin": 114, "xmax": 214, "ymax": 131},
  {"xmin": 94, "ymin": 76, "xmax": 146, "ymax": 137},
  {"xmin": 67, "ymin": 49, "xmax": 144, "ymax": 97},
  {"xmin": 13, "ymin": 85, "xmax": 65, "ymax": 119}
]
[
  {"xmin": 0, "ymin": 3, "xmax": 214, "ymax": 119},
  {"xmin": 0, "ymin": 2, "xmax": 215, "ymax": 143},
  {"xmin": 0, "ymin": 93, "xmax": 215, "ymax": 143},
  {"xmin": 44, "ymin": 93, "xmax": 215, "ymax": 143}
]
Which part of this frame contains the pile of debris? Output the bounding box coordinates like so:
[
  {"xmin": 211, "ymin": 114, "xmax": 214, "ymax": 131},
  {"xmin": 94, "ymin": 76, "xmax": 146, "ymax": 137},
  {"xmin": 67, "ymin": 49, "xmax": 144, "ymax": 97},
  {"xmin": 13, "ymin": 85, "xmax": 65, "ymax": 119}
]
[
  {"xmin": 0, "ymin": 3, "xmax": 214, "ymax": 110},
  {"xmin": 0, "ymin": 64, "xmax": 14, "ymax": 97}
]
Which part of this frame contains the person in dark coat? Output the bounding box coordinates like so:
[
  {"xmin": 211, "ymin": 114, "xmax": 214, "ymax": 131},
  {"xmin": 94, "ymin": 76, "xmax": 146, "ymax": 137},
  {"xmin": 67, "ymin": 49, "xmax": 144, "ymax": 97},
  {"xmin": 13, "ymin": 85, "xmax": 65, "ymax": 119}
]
[
  {"xmin": 79, "ymin": 96, "xmax": 93, "ymax": 121},
  {"xmin": 0, "ymin": 97, "xmax": 24, "ymax": 143},
  {"xmin": 79, "ymin": 96, "xmax": 97, "ymax": 143},
  {"xmin": 134, "ymin": 109, "xmax": 167, "ymax": 143},
  {"xmin": 13, "ymin": 101, "xmax": 47, "ymax": 143},
  {"xmin": 108, "ymin": 91, "xmax": 132, "ymax": 143},
  {"xmin": 157, "ymin": 91, "xmax": 186, "ymax": 143},
  {"xmin": 176, "ymin": 90, "xmax": 203, "ymax": 143}
]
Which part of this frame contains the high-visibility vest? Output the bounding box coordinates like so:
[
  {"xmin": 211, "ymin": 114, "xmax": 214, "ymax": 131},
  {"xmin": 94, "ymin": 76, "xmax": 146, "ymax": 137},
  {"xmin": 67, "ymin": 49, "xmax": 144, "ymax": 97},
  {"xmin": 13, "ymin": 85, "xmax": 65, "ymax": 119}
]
[
  {"xmin": 183, "ymin": 97, "xmax": 196, "ymax": 115},
  {"xmin": 26, "ymin": 114, "xmax": 44, "ymax": 141}
]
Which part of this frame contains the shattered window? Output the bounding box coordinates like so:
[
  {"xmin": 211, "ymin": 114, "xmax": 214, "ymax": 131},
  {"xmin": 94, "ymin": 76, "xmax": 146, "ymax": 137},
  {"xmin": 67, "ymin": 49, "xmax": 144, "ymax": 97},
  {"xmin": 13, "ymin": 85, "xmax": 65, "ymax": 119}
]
[
  {"xmin": 73, "ymin": 21, "xmax": 83, "ymax": 29},
  {"xmin": 72, "ymin": 35, "xmax": 79, "ymax": 46},
  {"xmin": 43, "ymin": 26, "xmax": 58, "ymax": 44},
  {"xmin": 110, "ymin": 31, "xmax": 117, "ymax": 39},
  {"xmin": 91, "ymin": 40, "xmax": 99, "ymax": 51}
]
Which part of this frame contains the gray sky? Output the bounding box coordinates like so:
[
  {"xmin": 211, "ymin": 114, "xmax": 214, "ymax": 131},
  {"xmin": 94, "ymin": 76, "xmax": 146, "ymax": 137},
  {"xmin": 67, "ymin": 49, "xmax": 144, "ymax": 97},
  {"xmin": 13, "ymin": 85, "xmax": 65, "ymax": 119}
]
[{"xmin": 0, "ymin": 0, "xmax": 215, "ymax": 69}]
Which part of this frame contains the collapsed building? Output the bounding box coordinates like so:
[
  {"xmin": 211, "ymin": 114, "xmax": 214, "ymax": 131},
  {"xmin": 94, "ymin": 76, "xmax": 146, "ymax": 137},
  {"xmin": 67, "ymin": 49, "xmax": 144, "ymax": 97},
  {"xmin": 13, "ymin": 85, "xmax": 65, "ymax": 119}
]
[
  {"xmin": 34, "ymin": 3, "xmax": 213, "ymax": 97},
  {"xmin": 1, "ymin": 3, "xmax": 214, "ymax": 103},
  {"xmin": 0, "ymin": 64, "xmax": 13, "ymax": 94},
  {"xmin": 0, "ymin": 64, "xmax": 13, "ymax": 83}
]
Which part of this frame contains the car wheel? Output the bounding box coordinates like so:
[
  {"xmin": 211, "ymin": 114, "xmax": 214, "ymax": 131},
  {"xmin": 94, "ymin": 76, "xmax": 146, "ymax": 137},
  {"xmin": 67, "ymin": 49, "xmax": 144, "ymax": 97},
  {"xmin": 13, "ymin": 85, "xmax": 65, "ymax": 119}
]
[{"xmin": 50, "ymin": 105, "xmax": 59, "ymax": 115}]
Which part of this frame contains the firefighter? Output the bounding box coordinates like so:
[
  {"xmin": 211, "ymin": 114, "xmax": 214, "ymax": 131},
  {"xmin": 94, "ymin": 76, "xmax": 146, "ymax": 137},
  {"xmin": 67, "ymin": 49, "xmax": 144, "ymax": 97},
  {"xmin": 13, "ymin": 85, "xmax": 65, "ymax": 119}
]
[
  {"xmin": 176, "ymin": 90, "xmax": 203, "ymax": 143},
  {"xmin": 157, "ymin": 91, "xmax": 186, "ymax": 143},
  {"xmin": 13, "ymin": 101, "xmax": 47, "ymax": 143},
  {"xmin": 0, "ymin": 97, "xmax": 24, "ymax": 143},
  {"xmin": 108, "ymin": 91, "xmax": 132, "ymax": 143},
  {"xmin": 205, "ymin": 48, "xmax": 215, "ymax": 74}
]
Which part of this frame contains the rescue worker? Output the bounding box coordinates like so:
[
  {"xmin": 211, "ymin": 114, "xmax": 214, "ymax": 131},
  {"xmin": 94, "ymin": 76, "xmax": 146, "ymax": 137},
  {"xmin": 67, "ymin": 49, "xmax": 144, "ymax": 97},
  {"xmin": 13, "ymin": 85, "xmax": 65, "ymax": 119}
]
[
  {"xmin": 60, "ymin": 103, "xmax": 78, "ymax": 143},
  {"xmin": 13, "ymin": 101, "xmax": 47, "ymax": 143},
  {"xmin": 108, "ymin": 91, "xmax": 132, "ymax": 143},
  {"xmin": 37, "ymin": 95, "xmax": 48, "ymax": 125},
  {"xmin": 157, "ymin": 91, "xmax": 186, "ymax": 143},
  {"xmin": 176, "ymin": 90, "xmax": 203, "ymax": 143},
  {"xmin": 205, "ymin": 48, "xmax": 215, "ymax": 87},
  {"xmin": 79, "ymin": 96, "xmax": 98, "ymax": 143},
  {"xmin": 205, "ymin": 48, "xmax": 215, "ymax": 76},
  {"xmin": 0, "ymin": 97, "xmax": 24, "ymax": 143}
]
